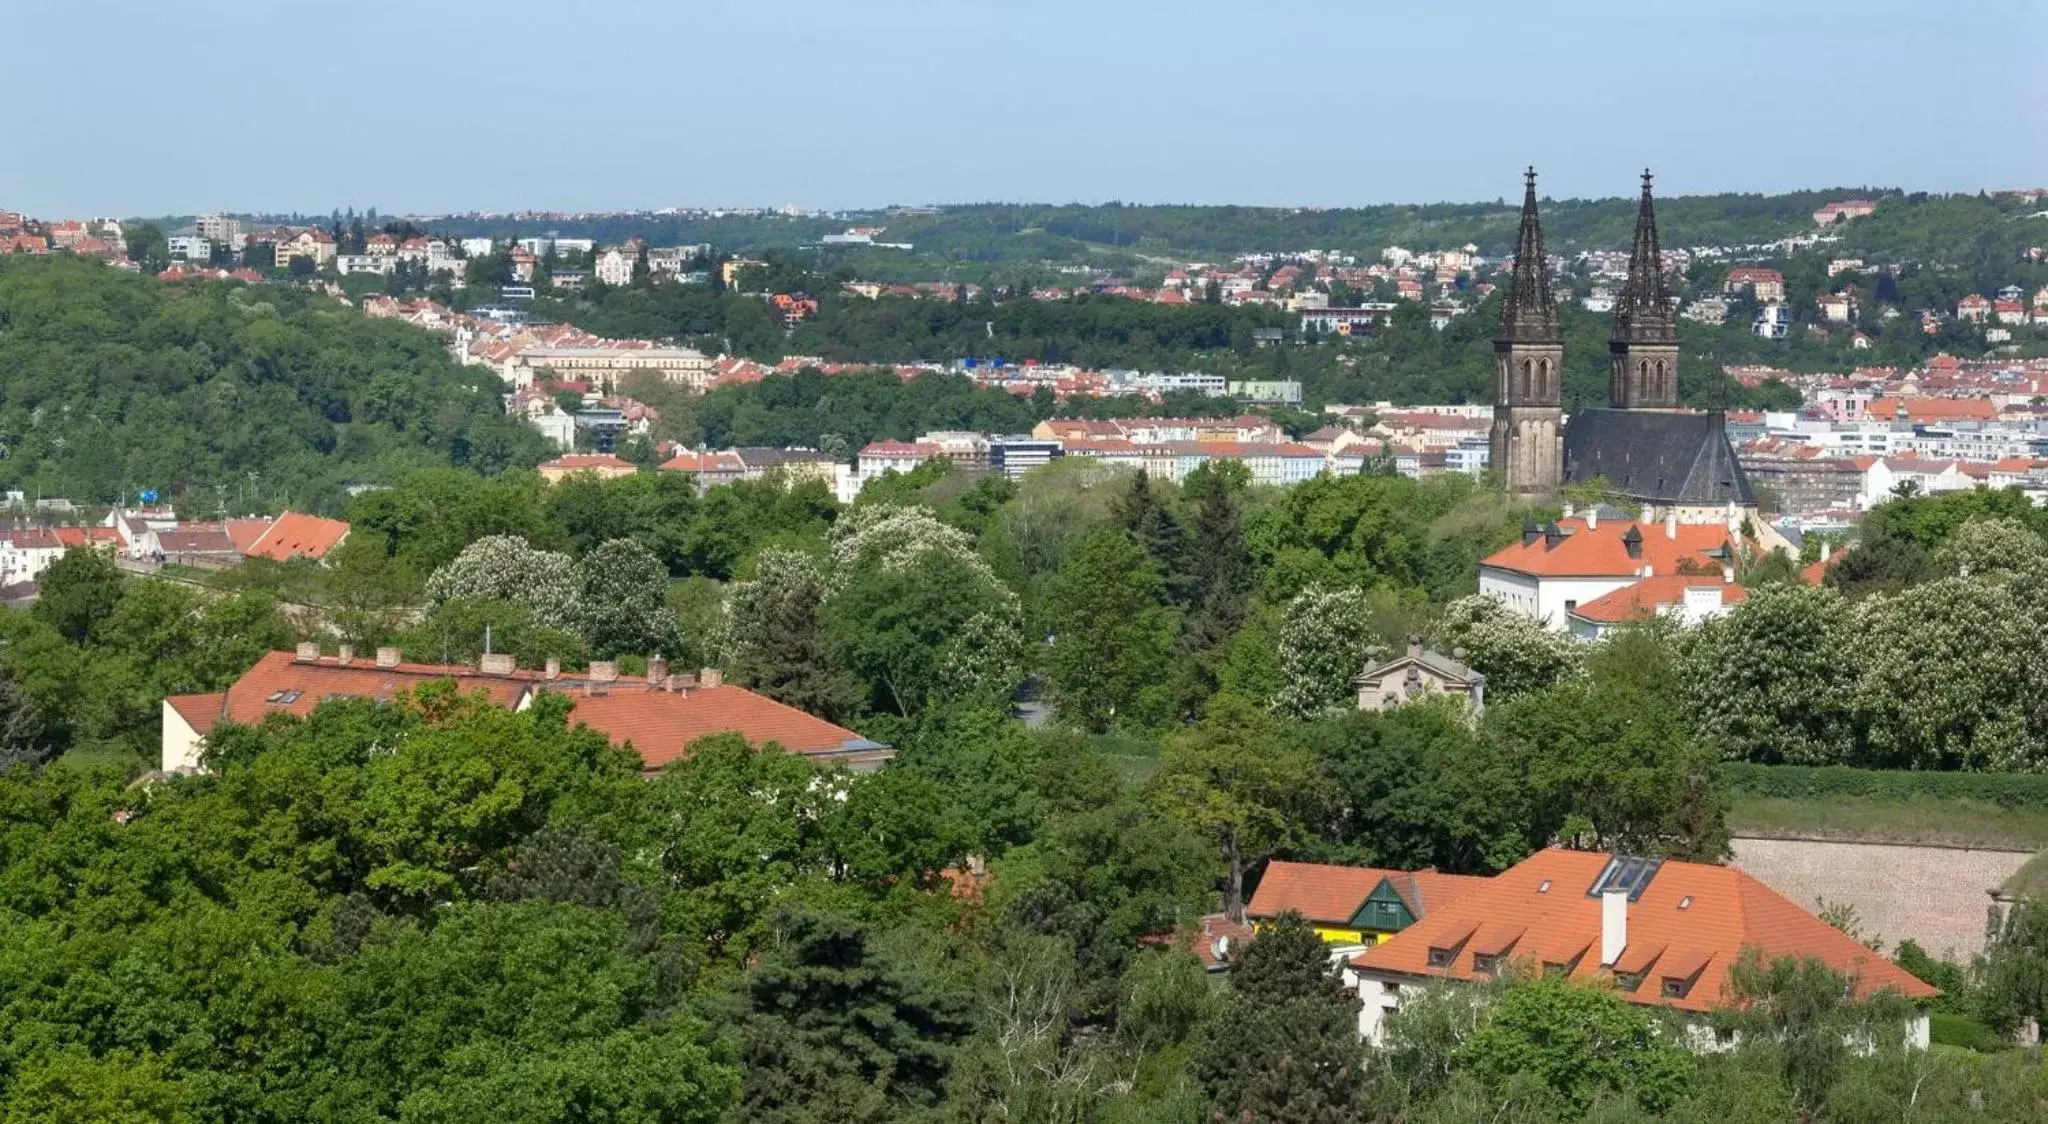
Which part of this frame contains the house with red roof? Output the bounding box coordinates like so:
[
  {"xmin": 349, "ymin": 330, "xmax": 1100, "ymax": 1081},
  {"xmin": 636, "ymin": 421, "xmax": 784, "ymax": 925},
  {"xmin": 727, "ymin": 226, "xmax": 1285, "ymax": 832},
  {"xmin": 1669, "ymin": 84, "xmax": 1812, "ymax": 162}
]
[
  {"xmin": 163, "ymin": 647, "xmax": 890, "ymax": 775},
  {"xmin": 1478, "ymin": 512, "xmax": 1745, "ymax": 633},
  {"xmin": 537, "ymin": 453, "xmax": 637, "ymax": 483},
  {"xmin": 1248, "ymin": 860, "xmax": 1490, "ymax": 951},
  {"xmin": 1349, "ymin": 848, "xmax": 1937, "ymax": 1047},
  {"xmin": 243, "ymin": 512, "xmax": 351, "ymax": 562},
  {"xmin": 1957, "ymin": 295, "xmax": 1992, "ymax": 323}
]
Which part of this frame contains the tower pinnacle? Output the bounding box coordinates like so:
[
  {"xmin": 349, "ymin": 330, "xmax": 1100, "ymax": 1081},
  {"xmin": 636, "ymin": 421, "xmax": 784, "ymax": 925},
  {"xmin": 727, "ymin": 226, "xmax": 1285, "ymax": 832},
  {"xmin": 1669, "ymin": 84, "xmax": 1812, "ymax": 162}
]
[
  {"xmin": 1609, "ymin": 169, "xmax": 1680, "ymax": 408},
  {"xmin": 1499, "ymin": 168, "xmax": 1559, "ymax": 344}
]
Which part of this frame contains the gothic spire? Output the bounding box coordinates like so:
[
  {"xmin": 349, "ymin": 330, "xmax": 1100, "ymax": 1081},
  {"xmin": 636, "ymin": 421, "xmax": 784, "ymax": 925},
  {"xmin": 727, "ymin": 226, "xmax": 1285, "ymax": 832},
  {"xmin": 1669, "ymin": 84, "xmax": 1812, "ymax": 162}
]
[
  {"xmin": 1612, "ymin": 169, "xmax": 1676, "ymax": 344},
  {"xmin": 1499, "ymin": 167, "xmax": 1558, "ymax": 343}
]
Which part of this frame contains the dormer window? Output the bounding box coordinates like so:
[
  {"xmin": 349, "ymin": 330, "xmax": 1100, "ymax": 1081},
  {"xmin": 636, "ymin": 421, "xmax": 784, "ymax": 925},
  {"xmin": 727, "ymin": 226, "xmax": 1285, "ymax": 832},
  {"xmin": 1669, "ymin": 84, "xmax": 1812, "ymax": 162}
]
[
  {"xmin": 1662, "ymin": 977, "xmax": 1690, "ymax": 999},
  {"xmin": 1473, "ymin": 953, "xmax": 1499, "ymax": 974},
  {"xmin": 1615, "ymin": 972, "xmax": 1643, "ymax": 992},
  {"xmin": 1427, "ymin": 948, "xmax": 1453, "ymax": 968}
]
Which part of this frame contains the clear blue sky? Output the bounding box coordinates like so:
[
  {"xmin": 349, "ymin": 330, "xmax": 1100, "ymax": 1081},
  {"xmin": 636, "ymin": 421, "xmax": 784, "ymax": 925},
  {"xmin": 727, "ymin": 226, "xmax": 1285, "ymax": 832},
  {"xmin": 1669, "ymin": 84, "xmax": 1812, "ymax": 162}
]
[{"xmin": 6, "ymin": 0, "xmax": 2045, "ymax": 217}]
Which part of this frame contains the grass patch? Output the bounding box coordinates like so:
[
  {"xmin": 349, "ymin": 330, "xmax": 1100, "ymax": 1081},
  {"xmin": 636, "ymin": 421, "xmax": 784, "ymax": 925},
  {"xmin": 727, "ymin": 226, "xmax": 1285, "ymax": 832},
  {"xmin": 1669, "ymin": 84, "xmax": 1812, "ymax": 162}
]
[
  {"xmin": 1093, "ymin": 732, "xmax": 1164, "ymax": 786},
  {"xmin": 1929, "ymin": 1012, "xmax": 2008, "ymax": 1053},
  {"xmin": 53, "ymin": 742, "xmax": 151, "ymax": 775},
  {"xmin": 2002, "ymin": 850, "xmax": 2048, "ymax": 899},
  {"xmin": 1727, "ymin": 795, "xmax": 2048, "ymax": 851}
]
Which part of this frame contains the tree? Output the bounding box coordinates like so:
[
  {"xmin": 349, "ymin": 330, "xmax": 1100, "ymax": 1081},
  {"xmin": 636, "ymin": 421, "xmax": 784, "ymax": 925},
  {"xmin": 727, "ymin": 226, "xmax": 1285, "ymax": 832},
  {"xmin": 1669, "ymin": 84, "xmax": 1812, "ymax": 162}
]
[
  {"xmin": 1455, "ymin": 975, "xmax": 1694, "ymax": 1114},
  {"xmin": 1043, "ymin": 530, "xmax": 1180, "ymax": 732},
  {"xmin": 1152, "ymin": 695, "xmax": 1331, "ymax": 920},
  {"xmin": 1717, "ymin": 951, "xmax": 1918, "ymax": 1116},
  {"xmin": 1676, "ymin": 584, "xmax": 1856, "ymax": 766},
  {"xmin": 735, "ymin": 909, "xmax": 972, "ymax": 1124},
  {"xmin": 33, "ymin": 548, "xmax": 126, "ymax": 646},
  {"xmin": 1183, "ymin": 463, "xmax": 1252, "ymax": 650},
  {"xmin": 575, "ymin": 538, "xmax": 683, "ymax": 659},
  {"xmin": 125, "ymin": 222, "xmax": 169, "ymax": 274},
  {"xmin": 1273, "ymin": 584, "xmax": 1386, "ymax": 719},
  {"xmin": 1110, "ymin": 470, "xmax": 1191, "ymax": 603},
  {"xmin": 945, "ymin": 932, "xmax": 1105, "ymax": 1124},
  {"xmin": 1191, "ymin": 911, "xmax": 1364, "ymax": 1123},
  {"xmin": 1429, "ymin": 594, "xmax": 1579, "ymax": 700},
  {"xmin": 423, "ymin": 534, "xmax": 580, "ymax": 630},
  {"xmin": 723, "ymin": 549, "xmax": 862, "ymax": 722},
  {"xmin": 0, "ymin": 663, "xmax": 50, "ymax": 772}
]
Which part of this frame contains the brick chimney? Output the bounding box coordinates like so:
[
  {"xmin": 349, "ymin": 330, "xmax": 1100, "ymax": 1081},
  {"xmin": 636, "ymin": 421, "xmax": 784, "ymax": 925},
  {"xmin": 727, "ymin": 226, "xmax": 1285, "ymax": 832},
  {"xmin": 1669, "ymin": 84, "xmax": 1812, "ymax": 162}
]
[
  {"xmin": 699, "ymin": 667, "xmax": 723, "ymax": 688},
  {"xmin": 337, "ymin": 644, "xmax": 355, "ymax": 666},
  {"xmin": 376, "ymin": 646, "xmax": 401, "ymax": 668},
  {"xmin": 480, "ymin": 652, "xmax": 516, "ymax": 676},
  {"xmin": 294, "ymin": 641, "xmax": 320, "ymax": 662},
  {"xmin": 588, "ymin": 660, "xmax": 618, "ymax": 683},
  {"xmin": 646, "ymin": 655, "xmax": 668, "ymax": 686}
]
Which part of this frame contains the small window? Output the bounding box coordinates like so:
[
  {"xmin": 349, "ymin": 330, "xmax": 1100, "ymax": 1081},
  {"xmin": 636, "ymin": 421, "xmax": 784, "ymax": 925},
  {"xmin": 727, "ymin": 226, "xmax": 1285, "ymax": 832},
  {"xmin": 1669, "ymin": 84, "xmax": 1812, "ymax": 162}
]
[
  {"xmin": 1537, "ymin": 879, "xmax": 1552, "ymax": 894},
  {"xmin": 1473, "ymin": 953, "xmax": 1498, "ymax": 974},
  {"xmin": 1616, "ymin": 972, "xmax": 1643, "ymax": 992},
  {"xmin": 1382, "ymin": 981, "xmax": 1399, "ymax": 995},
  {"xmin": 1678, "ymin": 895, "xmax": 1693, "ymax": 910},
  {"xmin": 1662, "ymin": 977, "xmax": 1689, "ymax": 999},
  {"xmin": 264, "ymin": 689, "xmax": 302, "ymax": 705},
  {"xmin": 1563, "ymin": 599, "xmax": 1577, "ymax": 612},
  {"xmin": 1426, "ymin": 948, "xmax": 1453, "ymax": 968}
]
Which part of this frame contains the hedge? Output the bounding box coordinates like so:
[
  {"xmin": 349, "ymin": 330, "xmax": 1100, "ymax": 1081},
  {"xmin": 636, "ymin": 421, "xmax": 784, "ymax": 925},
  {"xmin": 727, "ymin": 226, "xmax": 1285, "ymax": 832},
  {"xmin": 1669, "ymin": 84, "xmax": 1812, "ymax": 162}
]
[
  {"xmin": 1929, "ymin": 1012, "xmax": 2009, "ymax": 1053},
  {"xmin": 1720, "ymin": 763, "xmax": 2048, "ymax": 809}
]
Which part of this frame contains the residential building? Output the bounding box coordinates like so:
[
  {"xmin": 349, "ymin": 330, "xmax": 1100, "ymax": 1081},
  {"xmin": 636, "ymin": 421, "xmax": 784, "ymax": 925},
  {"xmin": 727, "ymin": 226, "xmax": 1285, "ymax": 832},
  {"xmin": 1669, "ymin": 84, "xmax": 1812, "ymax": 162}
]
[
  {"xmin": 1813, "ymin": 199, "xmax": 1879, "ymax": 225},
  {"xmin": 1348, "ymin": 848, "xmax": 1936, "ymax": 1046},
  {"xmin": 594, "ymin": 247, "xmax": 633, "ymax": 286},
  {"xmin": 1753, "ymin": 303, "xmax": 1790, "ymax": 339},
  {"xmin": 1354, "ymin": 637, "xmax": 1485, "ymax": 714},
  {"xmin": 0, "ymin": 529, "xmax": 66, "ymax": 585},
  {"xmin": 537, "ymin": 453, "xmax": 638, "ymax": 483},
  {"xmin": 1957, "ymin": 295, "xmax": 1992, "ymax": 323},
  {"xmin": 658, "ymin": 449, "xmax": 748, "ymax": 487},
  {"xmin": 1478, "ymin": 513, "xmax": 1744, "ymax": 633},
  {"xmin": 1248, "ymin": 860, "xmax": 1490, "ymax": 950},
  {"xmin": 195, "ymin": 213, "xmax": 242, "ymax": 248},
  {"xmin": 1723, "ymin": 267, "xmax": 1785, "ymax": 302},
  {"xmin": 987, "ymin": 435, "xmax": 1064, "ymax": 479},
  {"xmin": 163, "ymin": 648, "xmax": 892, "ymax": 775},
  {"xmin": 1565, "ymin": 574, "xmax": 1747, "ymax": 639},
  {"xmin": 506, "ymin": 345, "xmax": 713, "ymax": 392},
  {"xmin": 243, "ymin": 513, "xmax": 351, "ymax": 563},
  {"xmin": 336, "ymin": 254, "xmax": 396, "ymax": 276},
  {"xmin": 271, "ymin": 228, "xmax": 337, "ymax": 270},
  {"xmin": 166, "ymin": 236, "xmax": 213, "ymax": 261}
]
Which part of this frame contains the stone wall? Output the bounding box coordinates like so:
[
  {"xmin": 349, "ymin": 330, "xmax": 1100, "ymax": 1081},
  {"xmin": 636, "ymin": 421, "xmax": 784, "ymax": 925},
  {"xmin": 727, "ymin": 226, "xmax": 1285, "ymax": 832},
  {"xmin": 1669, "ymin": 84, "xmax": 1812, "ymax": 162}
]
[{"xmin": 1731, "ymin": 836, "xmax": 2030, "ymax": 959}]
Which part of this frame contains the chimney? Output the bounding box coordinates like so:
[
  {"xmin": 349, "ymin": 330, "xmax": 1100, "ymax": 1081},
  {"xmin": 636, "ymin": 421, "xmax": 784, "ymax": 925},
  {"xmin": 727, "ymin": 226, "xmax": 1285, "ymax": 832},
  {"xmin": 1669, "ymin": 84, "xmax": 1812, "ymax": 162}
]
[
  {"xmin": 699, "ymin": 667, "xmax": 723, "ymax": 689},
  {"xmin": 1722, "ymin": 561, "xmax": 1735, "ymax": 583},
  {"xmin": 375, "ymin": 646, "xmax": 401, "ymax": 668},
  {"xmin": 646, "ymin": 655, "xmax": 668, "ymax": 686},
  {"xmin": 1586, "ymin": 506, "xmax": 1598, "ymax": 530},
  {"xmin": 294, "ymin": 641, "xmax": 320, "ymax": 662},
  {"xmin": 544, "ymin": 657, "xmax": 560, "ymax": 680},
  {"xmin": 1562, "ymin": 500, "xmax": 1575, "ymax": 519},
  {"xmin": 1820, "ymin": 540, "xmax": 1832, "ymax": 563},
  {"xmin": 479, "ymin": 652, "xmax": 516, "ymax": 676},
  {"xmin": 337, "ymin": 644, "xmax": 354, "ymax": 666},
  {"xmin": 1601, "ymin": 888, "xmax": 1628, "ymax": 966},
  {"xmin": 588, "ymin": 659, "xmax": 618, "ymax": 683},
  {"xmin": 1664, "ymin": 509, "xmax": 1678, "ymax": 541},
  {"xmin": 1407, "ymin": 634, "xmax": 1423, "ymax": 659}
]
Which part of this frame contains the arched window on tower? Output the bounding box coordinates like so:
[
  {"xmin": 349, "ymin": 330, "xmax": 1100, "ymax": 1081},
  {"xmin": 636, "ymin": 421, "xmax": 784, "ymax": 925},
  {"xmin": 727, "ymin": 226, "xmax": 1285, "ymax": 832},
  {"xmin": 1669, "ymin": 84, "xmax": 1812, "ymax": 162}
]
[
  {"xmin": 1638, "ymin": 359, "xmax": 1649, "ymax": 400},
  {"xmin": 1655, "ymin": 360, "xmax": 1668, "ymax": 400},
  {"xmin": 1538, "ymin": 358, "xmax": 1551, "ymax": 399},
  {"xmin": 1520, "ymin": 359, "xmax": 1532, "ymax": 400}
]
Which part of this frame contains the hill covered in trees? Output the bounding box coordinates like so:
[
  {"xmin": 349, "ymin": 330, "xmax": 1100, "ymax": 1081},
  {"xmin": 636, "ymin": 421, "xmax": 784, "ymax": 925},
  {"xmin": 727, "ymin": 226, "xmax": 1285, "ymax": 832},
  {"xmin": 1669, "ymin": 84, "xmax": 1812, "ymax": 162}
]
[{"xmin": 0, "ymin": 256, "xmax": 547, "ymax": 514}]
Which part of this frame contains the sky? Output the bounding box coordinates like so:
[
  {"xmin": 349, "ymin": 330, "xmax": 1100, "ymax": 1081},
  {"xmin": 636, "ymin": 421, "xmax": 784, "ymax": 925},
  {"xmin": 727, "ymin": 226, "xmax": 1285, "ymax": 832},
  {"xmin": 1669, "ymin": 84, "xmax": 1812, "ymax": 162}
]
[{"xmin": 6, "ymin": 0, "xmax": 2046, "ymax": 218}]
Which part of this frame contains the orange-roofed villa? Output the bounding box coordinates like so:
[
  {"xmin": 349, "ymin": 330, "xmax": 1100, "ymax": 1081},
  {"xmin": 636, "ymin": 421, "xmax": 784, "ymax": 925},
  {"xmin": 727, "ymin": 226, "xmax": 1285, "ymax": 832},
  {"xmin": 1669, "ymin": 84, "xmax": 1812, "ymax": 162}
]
[
  {"xmin": 1247, "ymin": 860, "xmax": 1490, "ymax": 951},
  {"xmin": 1347, "ymin": 848, "xmax": 1937, "ymax": 1048}
]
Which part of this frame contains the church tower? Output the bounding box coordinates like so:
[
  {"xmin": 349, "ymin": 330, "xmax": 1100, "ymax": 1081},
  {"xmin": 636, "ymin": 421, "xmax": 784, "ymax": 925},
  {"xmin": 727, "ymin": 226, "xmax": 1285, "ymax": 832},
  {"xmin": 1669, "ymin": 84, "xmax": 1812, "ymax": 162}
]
[
  {"xmin": 1609, "ymin": 170, "xmax": 1679, "ymax": 409},
  {"xmin": 1490, "ymin": 168, "xmax": 1564, "ymax": 493}
]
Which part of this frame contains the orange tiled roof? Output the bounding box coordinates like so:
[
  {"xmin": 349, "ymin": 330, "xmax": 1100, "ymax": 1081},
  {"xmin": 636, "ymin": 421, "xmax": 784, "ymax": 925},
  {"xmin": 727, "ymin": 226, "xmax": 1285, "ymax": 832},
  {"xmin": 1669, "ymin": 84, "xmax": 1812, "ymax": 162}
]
[
  {"xmin": 1865, "ymin": 397, "xmax": 1997, "ymax": 423},
  {"xmin": 562, "ymin": 685, "xmax": 884, "ymax": 769},
  {"xmin": 1480, "ymin": 517, "xmax": 1732, "ymax": 579},
  {"xmin": 171, "ymin": 651, "xmax": 887, "ymax": 772},
  {"xmin": 540, "ymin": 454, "xmax": 635, "ymax": 471},
  {"xmin": 1351, "ymin": 848, "xmax": 1937, "ymax": 1014},
  {"xmin": 1569, "ymin": 576, "xmax": 1747, "ymax": 624},
  {"xmin": 1248, "ymin": 860, "xmax": 1488, "ymax": 926},
  {"xmin": 244, "ymin": 512, "xmax": 350, "ymax": 562}
]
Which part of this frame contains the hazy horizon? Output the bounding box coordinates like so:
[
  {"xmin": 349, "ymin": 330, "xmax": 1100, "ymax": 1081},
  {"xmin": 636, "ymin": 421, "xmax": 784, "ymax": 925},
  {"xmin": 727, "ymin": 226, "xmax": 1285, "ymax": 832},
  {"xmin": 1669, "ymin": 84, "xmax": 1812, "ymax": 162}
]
[{"xmin": 6, "ymin": 0, "xmax": 2045, "ymax": 218}]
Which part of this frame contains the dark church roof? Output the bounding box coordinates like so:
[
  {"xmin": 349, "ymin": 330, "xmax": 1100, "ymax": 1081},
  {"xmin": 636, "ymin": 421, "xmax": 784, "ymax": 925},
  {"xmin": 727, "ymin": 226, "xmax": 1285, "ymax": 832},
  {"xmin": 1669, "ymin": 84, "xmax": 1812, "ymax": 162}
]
[{"xmin": 1562, "ymin": 410, "xmax": 1755, "ymax": 507}]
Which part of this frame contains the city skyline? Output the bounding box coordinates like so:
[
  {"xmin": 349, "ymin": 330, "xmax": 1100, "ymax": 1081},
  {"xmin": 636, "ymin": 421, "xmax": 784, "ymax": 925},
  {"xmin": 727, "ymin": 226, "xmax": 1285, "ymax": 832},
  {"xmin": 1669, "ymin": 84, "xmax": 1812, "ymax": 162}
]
[{"xmin": 4, "ymin": 0, "xmax": 2046, "ymax": 217}]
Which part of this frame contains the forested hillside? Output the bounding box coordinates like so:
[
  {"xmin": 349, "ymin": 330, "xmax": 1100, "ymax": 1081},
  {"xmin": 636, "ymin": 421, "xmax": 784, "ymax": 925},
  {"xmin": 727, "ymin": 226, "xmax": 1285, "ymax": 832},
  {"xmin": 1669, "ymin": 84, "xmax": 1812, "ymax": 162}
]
[{"xmin": 0, "ymin": 256, "xmax": 547, "ymax": 513}]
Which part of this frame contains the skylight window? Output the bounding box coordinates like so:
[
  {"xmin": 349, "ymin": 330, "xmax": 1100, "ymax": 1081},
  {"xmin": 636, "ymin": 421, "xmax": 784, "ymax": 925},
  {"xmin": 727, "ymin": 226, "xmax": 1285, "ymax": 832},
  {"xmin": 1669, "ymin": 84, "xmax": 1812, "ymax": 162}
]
[
  {"xmin": 264, "ymin": 689, "xmax": 303, "ymax": 705},
  {"xmin": 1588, "ymin": 856, "xmax": 1665, "ymax": 901}
]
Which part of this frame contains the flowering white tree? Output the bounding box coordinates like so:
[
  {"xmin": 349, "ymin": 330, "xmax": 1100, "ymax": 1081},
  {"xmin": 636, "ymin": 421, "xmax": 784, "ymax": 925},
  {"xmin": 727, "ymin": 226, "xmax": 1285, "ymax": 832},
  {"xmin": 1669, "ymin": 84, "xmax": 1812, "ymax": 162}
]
[
  {"xmin": 1430, "ymin": 595, "xmax": 1579, "ymax": 702},
  {"xmin": 1272, "ymin": 584, "xmax": 1385, "ymax": 719},
  {"xmin": 829, "ymin": 504, "xmax": 1008, "ymax": 599},
  {"xmin": 424, "ymin": 535, "xmax": 580, "ymax": 630},
  {"xmin": 576, "ymin": 538, "xmax": 684, "ymax": 660},
  {"xmin": 1676, "ymin": 583, "xmax": 1855, "ymax": 765}
]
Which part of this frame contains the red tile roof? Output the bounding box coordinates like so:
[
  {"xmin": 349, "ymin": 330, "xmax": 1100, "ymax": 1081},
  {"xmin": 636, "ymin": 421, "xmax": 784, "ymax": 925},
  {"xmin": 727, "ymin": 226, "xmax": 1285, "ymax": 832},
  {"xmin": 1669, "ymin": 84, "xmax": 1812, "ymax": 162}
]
[
  {"xmin": 1351, "ymin": 848, "xmax": 1937, "ymax": 1014},
  {"xmin": 560, "ymin": 684, "xmax": 885, "ymax": 769},
  {"xmin": 1248, "ymin": 860, "xmax": 1488, "ymax": 926},
  {"xmin": 1569, "ymin": 575, "xmax": 1747, "ymax": 624},
  {"xmin": 1480, "ymin": 517, "xmax": 1733, "ymax": 579},
  {"xmin": 170, "ymin": 651, "xmax": 888, "ymax": 772},
  {"xmin": 244, "ymin": 512, "xmax": 350, "ymax": 562}
]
